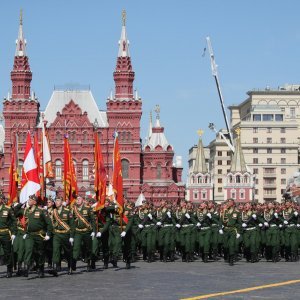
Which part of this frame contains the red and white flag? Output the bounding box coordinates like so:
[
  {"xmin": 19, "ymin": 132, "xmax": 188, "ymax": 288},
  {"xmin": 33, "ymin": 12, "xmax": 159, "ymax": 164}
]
[{"xmin": 20, "ymin": 131, "xmax": 41, "ymax": 204}]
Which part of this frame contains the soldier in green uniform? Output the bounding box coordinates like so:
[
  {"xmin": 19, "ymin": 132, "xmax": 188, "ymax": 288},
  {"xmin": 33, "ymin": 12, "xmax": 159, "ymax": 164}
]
[
  {"xmin": 71, "ymin": 195, "xmax": 96, "ymax": 272},
  {"xmin": 155, "ymin": 201, "xmax": 165, "ymax": 261},
  {"xmin": 16, "ymin": 195, "xmax": 53, "ymax": 278},
  {"xmin": 282, "ymin": 199, "xmax": 299, "ymax": 261},
  {"xmin": 45, "ymin": 197, "xmax": 55, "ymax": 269},
  {"xmin": 51, "ymin": 197, "xmax": 74, "ymax": 275},
  {"xmin": 220, "ymin": 199, "xmax": 241, "ymax": 266},
  {"xmin": 0, "ymin": 194, "xmax": 17, "ymax": 277}
]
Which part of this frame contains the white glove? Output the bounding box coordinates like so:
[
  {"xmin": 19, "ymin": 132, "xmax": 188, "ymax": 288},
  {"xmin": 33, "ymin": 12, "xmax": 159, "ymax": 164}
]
[
  {"xmin": 167, "ymin": 211, "xmax": 171, "ymax": 218},
  {"xmin": 196, "ymin": 222, "xmax": 201, "ymax": 227},
  {"xmin": 297, "ymin": 224, "xmax": 300, "ymax": 227},
  {"xmin": 207, "ymin": 213, "xmax": 212, "ymax": 219},
  {"xmin": 62, "ymin": 201, "xmax": 67, "ymax": 207},
  {"xmin": 252, "ymin": 214, "xmax": 257, "ymax": 219},
  {"xmin": 91, "ymin": 202, "xmax": 97, "ymax": 208},
  {"xmin": 120, "ymin": 231, "xmax": 126, "ymax": 238},
  {"xmin": 43, "ymin": 206, "xmax": 47, "ymax": 210},
  {"xmin": 242, "ymin": 223, "xmax": 247, "ymax": 228},
  {"xmin": 279, "ymin": 224, "xmax": 283, "ymax": 228},
  {"xmin": 185, "ymin": 213, "xmax": 190, "ymax": 219},
  {"xmin": 138, "ymin": 224, "xmax": 144, "ymax": 229},
  {"xmin": 23, "ymin": 234, "xmax": 27, "ymax": 240},
  {"xmin": 274, "ymin": 212, "xmax": 278, "ymax": 218},
  {"xmin": 44, "ymin": 234, "xmax": 50, "ymax": 241},
  {"xmin": 147, "ymin": 213, "xmax": 152, "ymax": 220},
  {"xmin": 259, "ymin": 223, "xmax": 263, "ymax": 227},
  {"xmin": 69, "ymin": 237, "xmax": 74, "ymax": 245},
  {"xmin": 264, "ymin": 222, "xmax": 269, "ymax": 227},
  {"xmin": 13, "ymin": 202, "xmax": 19, "ymax": 207},
  {"xmin": 156, "ymin": 222, "xmax": 162, "ymax": 226},
  {"xmin": 176, "ymin": 224, "xmax": 181, "ymax": 228},
  {"xmin": 284, "ymin": 220, "xmax": 288, "ymax": 225},
  {"xmin": 294, "ymin": 211, "xmax": 298, "ymax": 216},
  {"xmin": 219, "ymin": 229, "xmax": 224, "ymax": 235},
  {"xmin": 90, "ymin": 232, "xmax": 95, "ymax": 240},
  {"xmin": 236, "ymin": 233, "xmax": 241, "ymax": 239},
  {"xmin": 11, "ymin": 235, "xmax": 16, "ymax": 244},
  {"xmin": 96, "ymin": 232, "xmax": 102, "ymax": 238}
]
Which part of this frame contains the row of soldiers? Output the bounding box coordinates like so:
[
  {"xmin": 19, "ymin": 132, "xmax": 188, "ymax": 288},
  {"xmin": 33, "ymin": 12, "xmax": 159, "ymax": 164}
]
[{"xmin": 0, "ymin": 194, "xmax": 299, "ymax": 278}]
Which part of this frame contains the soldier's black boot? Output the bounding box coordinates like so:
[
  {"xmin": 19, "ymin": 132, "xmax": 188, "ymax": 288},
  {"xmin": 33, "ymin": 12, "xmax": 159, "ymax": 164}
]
[
  {"xmin": 86, "ymin": 260, "xmax": 91, "ymax": 272},
  {"xmin": 91, "ymin": 259, "xmax": 96, "ymax": 270},
  {"xmin": 71, "ymin": 260, "xmax": 77, "ymax": 271},
  {"xmin": 203, "ymin": 254, "xmax": 208, "ymax": 263},
  {"xmin": 23, "ymin": 265, "xmax": 29, "ymax": 277},
  {"xmin": 103, "ymin": 257, "xmax": 109, "ymax": 269},
  {"xmin": 57, "ymin": 262, "xmax": 61, "ymax": 272},
  {"xmin": 112, "ymin": 256, "xmax": 118, "ymax": 268},
  {"xmin": 170, "ymin": 251, "xmax": 175, "ymax": 262},
  {"xmin": 16, "ymin": 263, "xmax": 23, "ymax": 276},
  {"xmin": 229, "ymin": 255, "xmax": 234, "ymax": 266},
  {"xmin": 67, "ymin": 261, "xmax": 72, "ymax": 275},
  {"xmin": 51, "ymin": 264, "xmax": 58, "ymax": 277},
  {"xmin": 126, "ymin": 259, "xmax": 131, "ymax": 269},
  {"xmin": 38, "ymin": 265, "xmax": 45, "ymax": 278},
  {"xmin": 6, "ymin": 266, "xmax": 13, "ymax": 278}
]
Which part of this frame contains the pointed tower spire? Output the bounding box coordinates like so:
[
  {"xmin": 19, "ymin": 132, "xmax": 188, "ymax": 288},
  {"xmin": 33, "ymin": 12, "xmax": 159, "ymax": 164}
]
[
  {"xmin": 113, "ymin": 9, "xmax": 135, "ymax": 100},
  {"xmin": 193, "ymin": 130, "xmax": 208, "ymax": 174},
  {"xmin": 148, "ymin": 110, "xmax": 153, "ymax": 139},
  {"xmin": 11, "ymin": 9, "xmax": 32, "ymax": 100},
  {"xmin": 230, "ymin": 128, "xmax": 247, "ymax": 172}
]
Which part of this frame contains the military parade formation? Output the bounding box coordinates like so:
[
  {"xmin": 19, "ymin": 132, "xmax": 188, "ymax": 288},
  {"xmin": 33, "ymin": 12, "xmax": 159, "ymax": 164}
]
[{"xmin": 0, "ymin": 193, "xmax": 300, "ymax": 279}]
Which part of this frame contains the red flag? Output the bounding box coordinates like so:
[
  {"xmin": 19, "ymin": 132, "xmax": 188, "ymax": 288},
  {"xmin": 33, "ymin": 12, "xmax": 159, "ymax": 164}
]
[
  {"xmin": 112, "ymin": 132, "xmax": 123, "ymax": 213},
  {"xmin": 64, "ymin": 135, "xmax": 78, "ymax": 206},
  {"xmin": 8, "ymin": 136, "xmax": 18, "ymax": 206},
  {"xmin": 20, "ymin": 131, "xmax": 41, "ymax": 204},
  {"xmin": 94, "ymin": 132, "xmax": 106, "ymax": 211}
]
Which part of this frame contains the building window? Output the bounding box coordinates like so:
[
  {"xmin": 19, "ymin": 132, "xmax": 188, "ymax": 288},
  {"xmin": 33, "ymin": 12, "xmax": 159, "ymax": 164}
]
[
  {"xmin": 227, "ymin": 160, "xmax": 231, "ymax": 165},
  {"xmin": 82, "ymin": 160, "xmax": 89, "ymax": 180},
  {"xmin": 218, "ymin": 187, "xmax": 222, "ymax": 193},
  {"xmin": 280, "ymin": 128, "xmax": 286, "ymax": 133},
  {"xmin": 18, "ymin": 160, "xmax": 24, "ymax": 179},
  {"xmin": 267, "ymin": 158, "xmax": 272, "ymax": 164},
  {"xmin": 281, "ymin": 168, "xmax": 286, "ymax": 175},
  {"xmin": 201, "ymin": 190, "xmax": 207, "ymax": 200},
  {"xmin": 193, "ymin": 191, "xmax": 198, "ymax": 200},
  {"xmin": 255, "ymin": 189, "xmax": 258, "ymax": 195},
  {"xmin": 253, "ymin": 114, "xmax": 261, "ymax": 121},
  {"xmin": 240, "ymin": 190, "xmax": 245, "ymax": 199},
  {"xmin": 281, "ymin": 149, "xmax": 286, "ymax": 154},
  {"xmin": 253, "ymin": 127, "xmax": 258, "ymax": 133},
  {"xmin": 280, "ymin": 138, "xmax": 286, "ymax": 144},
  {"xmin": 275, "ymin": 114, "xmax": 283, "ymax": 121},
  {"xmin": 218, "ymin": 151, "xmax": 222, "ymax": 156},
  {"xmin": 231, "ymin": 190, "xmax": 236, "ymax": 199},
  {"xmin": 218, "ymin": 178, "xmax": 222, "ymax": 184},
  {"xmin": 227, "ymin": 151, "xmax": 231, "ymax": 157},
  {"xmin": 253, "ymin": 138, "xmax": 258, "ymax": 144},
  {"xmin": 267, "ymin": 148, "xmax": 272, "ymax": 154},
  {"xmin": 122, "ymin": 159, "xmax": 130, "ymax": 179},
  {"xmin": 83, "ymin": 131, "xmax": 88, "ymax": 142},
  {"xmin": 217, "ymin": 160, "xmax": 222, "ymax": 165},
  {"xmin": 290, "ymin": 107, "xmax": 296, "ymax": 118},
  {"xmin": 218, "ymin": 169, "xmax": 222, "ymax": 175},
  {"xmin": 267, "ymin": 138, "xmax": 272, "ymax": 144},
  {"xmin": 55, "ymin": 160, "xmax": 62, "ymax": 180},
  {"xmin": 281, "ymin": 158, "xmax": 286, "ymax": 164},
  {"xmin": 263, "ymin": 114, "xmax": 273, "ymax": 121},
  {"xmin": 255, "ymin": 178, "xmax": 259, "ymax": 185},
  {"xmin": 253, "ymin": 148, "xmax": 258, "ymax": 154},
  {"xmin": 56, "ymin": 131, "xmax": 61, "ymax": 142},
  {"xmin": 267, "ymin": 128, "xmax": 272, "ymax": 133},
  {"xmin": 281, "ymin": 179, "xmax": 286, "ymax": 185},
  {"xmin": 253, "ymin": 168, "xmax": 258, "ymax": 174},
  {"xmin": 253, "ymin": 158, "xmax": 258, "ymax": 164}
]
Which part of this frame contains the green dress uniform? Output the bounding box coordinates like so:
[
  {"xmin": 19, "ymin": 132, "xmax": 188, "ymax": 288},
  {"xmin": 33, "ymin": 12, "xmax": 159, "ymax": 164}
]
[
  {"xmin": 52, "ymin": 206, "xmax": 74, "ymax": 273},
  {"xmin": 179, "ymin": 209, "xmax": 196, "ymax": 262},
  {"xmin": 241, "ymin": 210, "xmax": 261, "ymax": 262},
  {"xmin": 209, "ymin": 208, "xmax": 222, "ymax": 260},
  {"xmin": 0, "ymin": 203, "xmax": 17, "ymax": 277},
  {"xmin": 72, "ymin": 204, "xmax": 96, "ymax": 271},
  {"xmin": 263, "ymin": 209, "xmax": 282, "ymax": 262},
  {"xmin": 122, "ymin": 209, "xmax": 135, "ymax": 269},
  {"xmin": 282, "ymin": 208, "xmax": 299, "ymax": 261},
  {"xmin": 221, "ymin": 207, "xmax": 241, "ymax": 265},
  {"xmin": 21, "ymin": 205, "xmax": 53, "ymax": 277},
  {"xmin": 45, "ymin": 207, "xmax": 54, "ymax": 268}
]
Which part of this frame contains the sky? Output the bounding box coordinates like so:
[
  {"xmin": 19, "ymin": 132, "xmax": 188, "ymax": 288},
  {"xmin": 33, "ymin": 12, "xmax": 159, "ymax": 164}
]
[{"xmin": 1, "ymin": 1, "xmax": 300, "ymax": 179}]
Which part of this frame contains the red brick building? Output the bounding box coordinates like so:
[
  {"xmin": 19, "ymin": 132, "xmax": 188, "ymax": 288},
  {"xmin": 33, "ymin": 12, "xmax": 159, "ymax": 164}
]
[{"xmin": 0, "ymin": 12, "xmax": 185, "ymax": 205}]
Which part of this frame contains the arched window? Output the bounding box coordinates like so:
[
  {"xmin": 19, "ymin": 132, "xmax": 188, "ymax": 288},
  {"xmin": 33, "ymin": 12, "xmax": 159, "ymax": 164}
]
[
  {"xmin": 157, "ymin": 163, "xmax": 162, "ymax": 179},
  {"xmin": 121, "ymin": 159, "xmax": 129, "ymax": 179},
  {"xmin": 83, "ymin": 131, "xmax": 88, "ymax": 143},
  {"xmin": 127, "ymin": 131, "xmax": 131, "ymax": 141},
  {"xmin": 18, "ymin": 160, "xmax": 24, "ymax": 180},
  {"xmin": 56, "ymin": 131, "xmax": 61, "ymax": 142},
  {"xmin": 122, "ymin": 131, "xmax": 126, "ymax": 142},
  {"xmin": 55, "ymin": 160, "xmax": 62, "ymax": 180},
  {"xmin": 240, "ymin": 189, "xmax": 245, "ymax": 199},
  {"xmin": 202, "ymin": 190, "xmax": 207, "ymax": 200},
  {"xmin": 229, "ymin": 175, "xmax": 233, "ymax": 183},
  {"xmin": 198, "ymin": 176, "xmax": 202, "ymax": 184},
  {"xmin": 236, "ymin": 175, "xmax": 241, "ymax": 183},
  {"xmin": 231, "ymin": 189, "xmax": 236, "ymax": 200},
  {"xmin": 193, "ymin": 191, "xmax": 198, "ymax": 200},
  {"xmin": 82, "ymin": 159, "xmax": 89, "ymax": 181}
]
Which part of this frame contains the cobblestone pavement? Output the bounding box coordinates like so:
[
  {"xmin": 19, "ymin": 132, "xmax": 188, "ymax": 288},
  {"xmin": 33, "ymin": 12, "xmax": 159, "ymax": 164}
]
[{"xmin": 0, "ymin": 258, "xmax": 299, "ymax": 300}]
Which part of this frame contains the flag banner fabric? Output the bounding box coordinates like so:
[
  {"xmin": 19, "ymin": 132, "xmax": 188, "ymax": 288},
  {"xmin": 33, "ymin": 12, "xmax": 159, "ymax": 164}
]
[
  {"xmin": 42, "ymin": 123, "xmax": 54, "ymax": 178},
  {"xmin": 64, "ymin": 135, "xmax": 78, "ymax": 205},
  {"xmin": 112, "ymin": 132, "xmax": 123, "ymax": 213},
  {"xmin": 8, "ymin": 135, "xmax": 18, "ymax": 206},
  {"xmin": 94, "ymin": 132, "xmax": 107, "ymax": 211},
  {"xmin": 20, "ymin": 131, "xmax": 41, "ymax": 204}
]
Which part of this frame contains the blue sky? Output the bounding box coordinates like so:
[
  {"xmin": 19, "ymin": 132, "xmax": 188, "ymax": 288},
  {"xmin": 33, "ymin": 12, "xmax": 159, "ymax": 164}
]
[{"xmin": 1, "ymin": 1, "xmax": 300, "ymax": 178}]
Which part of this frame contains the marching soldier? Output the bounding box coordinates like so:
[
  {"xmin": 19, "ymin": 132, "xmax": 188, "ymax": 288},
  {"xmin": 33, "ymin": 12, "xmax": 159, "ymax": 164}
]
[
  {"xmin": 71, "ymin": 195, "xmax": 96, "ymax": 272},
  {"xmin": 0, "ymin": 194, "xmax": 17, "ymax": 277},
  {"xmin": 45, "ymin": 197, "xmax": 55, "ymax": 269},
  {"xmin": 51, "ymin": 197, "xmax": 74, "ymax": 275},
  {"xmin": 16, "ymin": 195, "xmax": 53, "ymax": 278}
]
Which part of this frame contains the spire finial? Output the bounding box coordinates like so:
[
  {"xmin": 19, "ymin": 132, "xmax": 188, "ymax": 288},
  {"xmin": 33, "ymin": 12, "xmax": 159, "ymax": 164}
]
[
  {"xmin": 155, "ymin": 105, "xmax": 160, "ymax": 120},
  {"xmin": 197, "ymin": 129, "xmax": 204, "ymax": 137},
  {"xmin": 122, "ymin": 9, "xmax": 126, "ymax": 26},
  {"xmin": 20, "ymin": 9, "xmax": 23, "ymax": 25}
]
